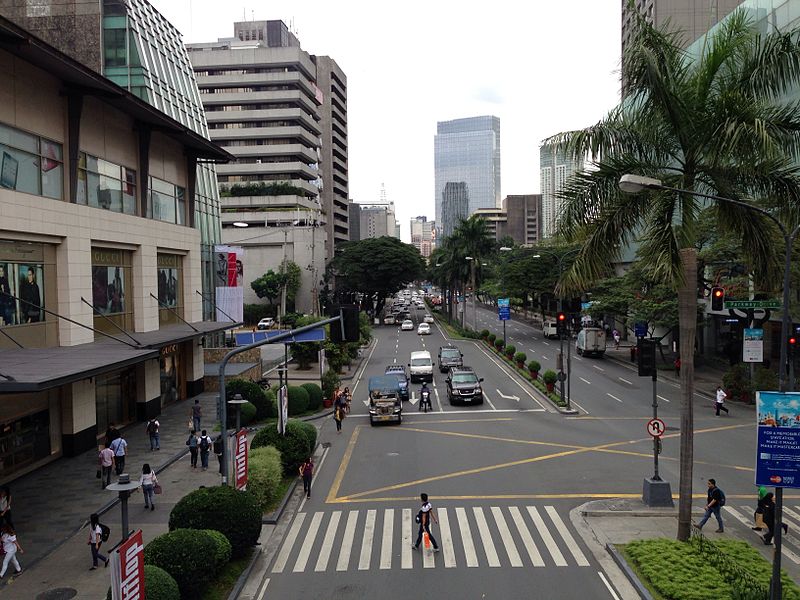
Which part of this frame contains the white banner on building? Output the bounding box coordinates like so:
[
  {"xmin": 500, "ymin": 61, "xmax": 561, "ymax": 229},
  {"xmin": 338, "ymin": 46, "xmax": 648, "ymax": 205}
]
[{"xmin": 214, "ymin": 245, "xmax": 244, "ymax": 323}]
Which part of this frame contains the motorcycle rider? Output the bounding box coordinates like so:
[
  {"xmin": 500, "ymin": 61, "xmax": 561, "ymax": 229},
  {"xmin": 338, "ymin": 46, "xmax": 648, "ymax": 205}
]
[{"xmin": 420, "ymin": 382, "xmax": 432, "ymax": 412}]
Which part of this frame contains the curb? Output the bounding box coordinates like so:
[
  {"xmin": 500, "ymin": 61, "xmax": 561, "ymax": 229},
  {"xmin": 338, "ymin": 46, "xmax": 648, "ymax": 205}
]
[
  {"xmin": 262, "ymin": 478, "xmax": 299, "ymax": 525},
  {"xmin": 606, "ymin": 543, "xmax": 653, "ymax": 600}
]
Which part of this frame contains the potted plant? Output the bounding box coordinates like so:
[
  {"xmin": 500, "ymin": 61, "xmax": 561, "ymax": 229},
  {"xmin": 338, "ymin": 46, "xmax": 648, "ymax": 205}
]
[
  {"xmin": 480, "ymin": 329, "xmax": 490, "ymax": 340},
  {"xmin": 528, "ymin": 360, "xmax": 541, "ymax": 379},
  {"xmin": 542, "ymin": 370, "xmax": 558, "ymax": 392},
  {"xmin": 494, "ymin": 339, "xmax": 505, "ymax": 352},
  {"xmin": 487, "ymin": 333, "xmax": 496, "ymax": 346},
  {"xmin": 504, "ymin": 344, "xmax": 516, "ymax": 360},
  {"xmin": 514, "ymin": 352, "xmax": 527, "ymax": 369}
]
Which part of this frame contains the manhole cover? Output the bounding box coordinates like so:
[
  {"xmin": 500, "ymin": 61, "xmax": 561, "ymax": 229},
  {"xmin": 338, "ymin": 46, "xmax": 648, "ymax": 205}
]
[{"xmin": 36, "ymin": 589, "xmax": 78, "ymax": 600}]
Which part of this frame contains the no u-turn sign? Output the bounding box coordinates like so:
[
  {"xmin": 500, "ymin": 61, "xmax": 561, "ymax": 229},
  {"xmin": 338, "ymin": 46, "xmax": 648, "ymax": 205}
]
[{"xmin": 647, "ymin": 418, "xmax": 665, "ymax": 438}]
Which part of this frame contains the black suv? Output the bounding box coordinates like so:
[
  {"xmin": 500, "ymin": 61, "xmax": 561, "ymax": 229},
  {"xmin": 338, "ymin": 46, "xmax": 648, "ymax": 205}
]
[
  {"xmin": 384, "ymin": 365, "xmax": 410, "ymax": 401},
  {"xmin": 438, "ymin": 345, "xmax": 463, "ymax": 373},
  {"xmin": 446, "ymin": 367, "xmax": 484, "ymax": 405}
]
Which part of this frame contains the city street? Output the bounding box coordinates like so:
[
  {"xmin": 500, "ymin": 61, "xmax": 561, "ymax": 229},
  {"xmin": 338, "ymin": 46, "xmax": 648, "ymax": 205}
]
[{"xmin": 251, "ymin": 307, "xmax": 762, "ymax": 599}]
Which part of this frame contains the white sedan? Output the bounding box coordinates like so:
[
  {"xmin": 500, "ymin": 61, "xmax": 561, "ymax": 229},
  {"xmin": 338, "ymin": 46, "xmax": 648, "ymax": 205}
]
[
  {"xmin": 423, "ymin": 314, "xmax": 434, "ymax": 324},
  {"xmin": 401, "ymin": 319, "xmax": 415, "ymax": 331},
  {"xmin": 417, "ymin": 323, "xmax": 431, "ymax": 335}
]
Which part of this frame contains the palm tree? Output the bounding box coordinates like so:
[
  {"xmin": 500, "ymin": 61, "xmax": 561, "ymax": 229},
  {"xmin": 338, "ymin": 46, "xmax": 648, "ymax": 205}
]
[
  {"xmin": 446, "ymin": 216, "xmax": 495, "ymax": 328},
  {"xmin": 548, "ymin": 8, "xmax": 800, "ymax": 541}
]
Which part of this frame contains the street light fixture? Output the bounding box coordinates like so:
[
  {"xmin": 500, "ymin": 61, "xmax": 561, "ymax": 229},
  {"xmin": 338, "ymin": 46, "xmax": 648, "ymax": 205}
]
[
  {"xmin": 105, "ymin": 474, "xmax": 141, "ymax": 543},
  {"xmin": 620, "ymin": 173, "xmax": 800, "ymax": 598},
  {"xmin": 464, "ymin": 256, "xmax": 476, "ymax": 330}
]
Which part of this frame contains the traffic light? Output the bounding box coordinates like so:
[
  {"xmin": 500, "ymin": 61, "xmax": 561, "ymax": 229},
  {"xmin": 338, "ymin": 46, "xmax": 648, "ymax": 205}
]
[
  {"xmin": 711, "ymin": 287, "xmax": 724, "ymax": 311},
  {"xmin": 637, "ymin": 339, "xmax": 657, "ymax": 378},
  {"xmin": 328, "ymin": 305, "xmax": 361, "ymax": 343},
  {"xmin": 557, "ymin": 312, "xmax": 567, "ymax": 336},
  {"xmin": 790, "ymin": 336, "xmax": 798, "ymax": 358}
]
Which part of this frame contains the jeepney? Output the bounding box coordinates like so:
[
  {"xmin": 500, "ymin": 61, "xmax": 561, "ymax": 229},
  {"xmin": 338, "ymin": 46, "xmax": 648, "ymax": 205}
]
[{"xmin": 367, "ymin": 375, "xmax": 403, "ymax": 426}]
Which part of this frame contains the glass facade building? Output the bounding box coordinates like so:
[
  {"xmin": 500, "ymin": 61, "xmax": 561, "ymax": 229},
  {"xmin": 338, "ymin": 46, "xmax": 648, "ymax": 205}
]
[
  {"xmin": 539, "ymin": 142, "xmax": 583, "ymax": 239},
  {"xmin": 434, "ymin": 116, "xmax": 501, "ymax": 239}
]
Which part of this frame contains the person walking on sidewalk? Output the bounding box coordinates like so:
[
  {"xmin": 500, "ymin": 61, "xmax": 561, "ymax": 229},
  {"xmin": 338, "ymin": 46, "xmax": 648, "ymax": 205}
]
[
  {"xmin": 214, "ymin": 434, "xmax": 224, "ymax": 474},
  {"xmin": 715, "ymin": 386, "xmax": 730, "ymax": 416},
  {"xmin": 761, "ymin": 492, "xmax": 789, "ymax": 545},
  {"xmin": 140, "ymin": 463, "xmax": 158, "ymax": 511},
  {"xmin": 186, "ymin": 430, "xmax": 199, "ymax": 468},
  {"xmin": 299, "ymin": 458, "xmax": 314, "ymax": 499},
  {"xmin": 199, "ymin": 430, "xmax": 212, "ymax": 471},
  {"xmin": 694, "ymin": 479, "xmax": 725, "ymax": 533},
  {"xmin": 191, "ymin": 399, "xmax": 202, "ymax": 433},
  {"xmin": 333, "ymin": 403, "xmax": 344, "ymax": 434},
  {"xmin": 87, "ymin": 513, "xmax": 108, "ymax": 570},
  {"xmin": 104, "ymin": 423, "xmax": 119, "ymax": 448},
  {"xmin": 146, "ymin": 417, "xmax": 160, "ymax": 451},
  {"xmin": 110, "ymin": 434, "xmax": 127, "ymax": 475},
  {"xmin": 753, "ymin": 485, "xmax": 769, "ymax": 531},
  {"xmin": 0, "ymin": 523, "xmax": 23, "ymax": 578},
  {"xmin": 98, "ymin": 444, "xmax": 115, "ymax": 489},
  {"xmin": 413, "ymin": 493, "xmax": 440, "ymax": 552}
]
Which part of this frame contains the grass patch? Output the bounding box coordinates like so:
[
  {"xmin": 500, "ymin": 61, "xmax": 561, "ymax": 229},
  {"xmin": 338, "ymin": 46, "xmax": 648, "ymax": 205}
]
[
  {"xmin": 201, "ymin": 549, "xmax": 254, "ymax": 600},
  {"xmin": 263, "ymin": 476, "xmax": 294, "ymax": 514}
]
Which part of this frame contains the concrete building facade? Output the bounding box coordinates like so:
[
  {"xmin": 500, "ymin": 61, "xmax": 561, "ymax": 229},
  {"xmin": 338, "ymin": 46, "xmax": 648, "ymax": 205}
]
[
  {"xmin": 539, "ymin": 142, "xmax": 583, "ymax": 239},
  {"xmin": 410, "ymin": 216, "xmax": 435, "ymax": 258},
  {"xmin": 355, "ymin": 204, "xmax": 399, "ymax": 240},
  {"xmin": 472, "ymin": 195, "xmax": 541, "ymax": 245}
]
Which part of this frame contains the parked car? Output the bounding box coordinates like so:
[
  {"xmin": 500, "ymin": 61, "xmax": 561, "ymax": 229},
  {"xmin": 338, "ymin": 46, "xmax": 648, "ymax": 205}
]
[
  {"xmin": 384, "ymin": 365, "xmax": 410, "ymax": 401},
  {"xmin": 424, "ymin": 314, "xmax": 434, "ymax": 324},
  {"xmin": 438, "ymin": 345, "xmax": 463, "ymax": 372},
  {"xmin": 417, "ymin": 323, "xmax": 431, "ymax": 335},
  {"xmin": 401, "ymin": 319, "xmax": 414, "ymax": 331},
  {"xmin": 409, "ymin": 350, "xmax": 433, "ymax": 383},
  {"xmin": 257, "ymin": 317, "xmax": 275, "ymax": 330},
  {"xmin": 446, "ymin": 367, "xmax": 484, "ymax": 405},
  {"xmin": 383, "ymin": 315, "xmax": 396, "ymax": 325}
]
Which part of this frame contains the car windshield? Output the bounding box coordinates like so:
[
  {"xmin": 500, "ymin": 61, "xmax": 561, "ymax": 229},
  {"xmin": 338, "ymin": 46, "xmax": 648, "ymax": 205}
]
[
  {"xmin": 403, "ymin": 320, "xmax": 412, "ymax": 325},
  {"xmin": 411, "ymin": 358, "xmax": 431, "ymax": 366},
  {"xmin": 452, "ymin": 373, "xmax": 478, "ymax": 384},
  {"xmin": 441, "ymin": 349, "xmax": 459, "ymax": 359}
]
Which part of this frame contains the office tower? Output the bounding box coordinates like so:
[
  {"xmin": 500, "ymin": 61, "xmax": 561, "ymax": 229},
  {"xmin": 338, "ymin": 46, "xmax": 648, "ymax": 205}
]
[
  {"xmin": 504, "ymin": 194, "xmax": 542, "ymax": 245},
  {"xmin": 358, "ymin": 205, "xmax": 392, "ymax": 239},
  {"xmin": 540, "ymin": 142, "xmax": 584, "ymax": 239},
  {"xmin": 410, "ymin": 216, "xmax": 435, "ymax": 258},
  {"xmin": 348, "ymin": 202, "xmax": 362, "ymax": 241},
  {"xmin": 1, "ymin": 0, "xmax": 226, "ymax": 320},
  {"xmin": 441, "ymin": 182, "xmax": 470, "ymax": 238},
  {"xmin": 434, "ymin": 116, "xmax": 501, "ymax": 238}
]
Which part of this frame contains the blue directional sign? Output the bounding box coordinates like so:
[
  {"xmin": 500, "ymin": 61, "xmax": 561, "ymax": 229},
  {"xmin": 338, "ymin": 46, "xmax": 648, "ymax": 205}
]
[
  {"xmin": 756, "ymin": 391, "xmax": 800, "ymax": 488},
  {"xmin": 234, "ymin": 328, "xmax": 326, "ymax": 346},
  {"xmin": 498, "ymin": 298, "xmax": 510, "ymax": 321},
  {"xmin": 634, "ymin": 322, "xmax": 648, "ymax": 338}
]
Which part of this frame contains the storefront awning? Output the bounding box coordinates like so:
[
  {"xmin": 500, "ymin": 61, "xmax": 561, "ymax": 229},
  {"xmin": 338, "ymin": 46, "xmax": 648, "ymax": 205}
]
[{"xmin": 125, "ymin": 321, "xmax": 240, "ymax": 350}]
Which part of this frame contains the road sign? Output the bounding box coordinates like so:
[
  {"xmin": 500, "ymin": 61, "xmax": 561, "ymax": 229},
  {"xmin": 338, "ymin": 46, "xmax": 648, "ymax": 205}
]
[
  {"xmin": 724, "ymin": 300, "xmax": 780, "ymax": 309},
  {"xmin": 498, "ymin": 298, "xmax": 510, "ymax": 321},
  {"xmin": 743, "ymin": 328, "xmax": 764, "ymax": 363},
  {"xmin": 756, "ymin": 391, "xmax": 800, "ymax": 487},
  {"xmin": 647, "ymin": 418, "xmax": 665, "ymax": 438},
  {"xmin": 634, "ymin": 322, "xmax": 647, "ymax": 338}
]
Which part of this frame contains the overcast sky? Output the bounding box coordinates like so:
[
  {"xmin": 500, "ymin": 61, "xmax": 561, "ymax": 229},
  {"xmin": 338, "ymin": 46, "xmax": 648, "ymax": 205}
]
[{"xmin": 150, "ymin": 0, "xmax": 622, "ymax": 241}]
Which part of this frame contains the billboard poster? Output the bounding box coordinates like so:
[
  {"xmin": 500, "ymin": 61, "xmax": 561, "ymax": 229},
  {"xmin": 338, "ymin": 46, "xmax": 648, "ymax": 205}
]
[
  {"xmin": 743, "ymin": 328, "xmax": 764, "ymax": 363},
  {"xmin": 234, "ymin": 429, "xmax": 248, "ymax": 490},
  {"xmin": 110, "ymin": 530, "xmax": 145, "ymax": 600},
  {"xmin": 498, "ymin": 298, "xmax": 510, "ymax": 321},
  {"xmin": 214, "ymin": 245, "xmax": 243, "ymax": 323},
  {"xmin": 277, "ymin": 385, "xmax": 288, "ymax": 435},
  {"xmin": 756, "ymin": 391, "xmax": 800, "ymax": 488}
]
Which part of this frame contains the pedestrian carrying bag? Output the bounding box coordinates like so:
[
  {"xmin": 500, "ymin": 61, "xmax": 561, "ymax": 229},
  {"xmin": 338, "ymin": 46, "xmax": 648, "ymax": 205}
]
[
  {"xmin": 415, "ymin": 510, "xmax": 422, "ymax": 524},
  {"xmin": 99, "ymin": 523, "xmax": 111, "ymax": 543},
  {"xmin": 718, "ymin": 488, "xmax": 726, "ymax": 506},
  {"xmin": 755, "ymin": 512, "xmax": 766, "ymax": 529},
  {"xmin": 187, "ymin": 419, "xmax": 193, "ymax": 430},
  {"xmin": 154, "ymin": 483, "xmax": 163, "ymax": 495}
]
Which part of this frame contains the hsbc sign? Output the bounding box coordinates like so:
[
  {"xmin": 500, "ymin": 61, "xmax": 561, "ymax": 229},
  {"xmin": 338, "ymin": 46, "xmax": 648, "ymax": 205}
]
[{"xmin": 111, "ymin": 530, "xmax": 145, "ymax": 600}]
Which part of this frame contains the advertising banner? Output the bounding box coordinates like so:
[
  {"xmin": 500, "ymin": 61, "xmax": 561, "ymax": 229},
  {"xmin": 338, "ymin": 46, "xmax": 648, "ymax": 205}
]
[
  {"xmin": 498, "ymin": 298, "xmax": 510, "ymax": 321},
  {"xmin": 756, "ymin": 391, "xmax": 800, "ymax": 487},
  {"xmin": 214, "ymin": 245, "xmax": 244, "ymax": 323},
  {"xmin": 743, "ymin": 328, "xmax": 764, "ymax": 363},
  {"xmin": 110, "ymin": 530, "xmax": 145, "ymax": 600},
  {"xmin": 234, "ymin": 429, "xmax": 248, "ymax": 491},
  {"xmin": 277, "ymin": 385, "xmax": 288, "ymax": 435}
]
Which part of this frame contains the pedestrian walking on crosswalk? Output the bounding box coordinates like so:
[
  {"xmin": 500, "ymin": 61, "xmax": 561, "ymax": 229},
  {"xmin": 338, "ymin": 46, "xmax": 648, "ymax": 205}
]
[{"xmin": 413, "ymin": 493, "xmax": 439, "ymax": 552}]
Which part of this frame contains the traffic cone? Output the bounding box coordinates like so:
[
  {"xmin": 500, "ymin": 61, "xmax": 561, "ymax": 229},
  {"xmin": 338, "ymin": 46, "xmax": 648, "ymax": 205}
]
[{"xmin": 423, "ymin": 532, "xmax": 431, "ymax": 549}]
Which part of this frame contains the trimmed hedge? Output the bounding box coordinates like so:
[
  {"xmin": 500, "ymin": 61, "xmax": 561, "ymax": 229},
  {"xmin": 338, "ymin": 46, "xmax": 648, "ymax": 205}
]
[
  {"xmin": 227, "ymin": 401, "xmax": 256, "ymax": 428},
  {"xmin": 169, "ymin": 486, "xmax": 261, "ymax": 558},
  {"xmin": 251, "ymin": 419, "xmax": 315, "ymax": 475},
  {"xmin": 321, "ymin": 369, "xmax": 340, "ymax": 401},
  {"xmin": 301, "ymin": 383, "xmax": 323, "ymax": 411},
  {"xmin": 248, "ymin": 445, "xmax": 283, "ymax": 510},
  {"xmin": 106, "ymin": 564, "xmax": 179, "ymax": 600},
  {"xmin": 287, "ymin": 385, "xmax": 310, "ymax": 415},
  {"xmin": 143, "ymin": 529, "xmax": 230, "ymax": 598},
  {"xmin": 225, "ymin": 379, "xmax": 272, "ymax": 420}
]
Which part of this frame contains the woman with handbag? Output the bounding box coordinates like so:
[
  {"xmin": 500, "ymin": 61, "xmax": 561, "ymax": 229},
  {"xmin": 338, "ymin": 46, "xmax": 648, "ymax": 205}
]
[{"xmin": 140, "ymin": 464, "xmax": 158, "ymax": 511}]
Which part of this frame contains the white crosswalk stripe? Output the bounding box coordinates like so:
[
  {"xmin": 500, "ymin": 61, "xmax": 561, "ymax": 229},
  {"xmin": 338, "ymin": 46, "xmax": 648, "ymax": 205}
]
[
  {"xmin": 271, "ymin": 505, "xmax": 592, "ymax": 574},
  {"xmin": 724, "ymin": 505, "xmax": 800, "ymax": 565}
]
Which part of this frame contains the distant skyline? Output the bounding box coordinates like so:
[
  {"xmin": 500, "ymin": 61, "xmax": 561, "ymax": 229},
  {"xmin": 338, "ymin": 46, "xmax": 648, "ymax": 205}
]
[{"xmin": 149, "ymin": 1, "xmax": 622, "ymax": 241}]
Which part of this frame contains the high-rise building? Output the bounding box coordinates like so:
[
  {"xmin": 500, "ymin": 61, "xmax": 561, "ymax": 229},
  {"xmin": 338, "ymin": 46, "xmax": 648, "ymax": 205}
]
[
  {"xmin": 472, "ymin": 195, "xmax": 542, "ymax": 245},
  {"xmin": 348, "ymin": 202, "xmax": 362, "ymax": 242},
  {"xmin": 1, "ymin": 0, "xmax": 225, "ymax": 320},
  {"xmin": 441, "ymin": 182, "xmax": 470, "ymax": 238},
  {"xmin": 540, "ymin": 143, "xmax": 583, "ymax": 239},
  {"xmin": 434, "ymin": 116, "xmax": 501, "ymax": 238},
  {"xmin": 358, "ymin": 205, "xmax": 394, "ymax": 239},
  {"xmin": 472, "ymin": 208, "xmax": 507, "ymax": 241},
  {"xmin": 410, "ymin": 216, "xmax": 435, "ymax": 258}
]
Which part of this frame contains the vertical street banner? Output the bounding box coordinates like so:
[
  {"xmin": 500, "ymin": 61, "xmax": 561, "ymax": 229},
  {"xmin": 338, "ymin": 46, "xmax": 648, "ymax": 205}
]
[
  {"xmin": 234, "ymin": 429, "xmax": 248, "ymax": 491},
  {"xmin": 110, "ymin": 530, "xmax": 145, "ymax": 600},
  {"xmin": 743, "ymin": 328, "xmax": 764, "ymax": 363},
  {"xmin": 214, "ymin": 245, "xmax": 244, "ymax": 323},
  {"xmin": 756, "ymin": 391, "xmax": 800, "ymax": 487},
  {"xmin": 277, "ymin": 385, "xmax": 288, "ymax": 435},
  {"xmin": 498, "ymin": 298, "xmax": 510, "ymax": 321}
]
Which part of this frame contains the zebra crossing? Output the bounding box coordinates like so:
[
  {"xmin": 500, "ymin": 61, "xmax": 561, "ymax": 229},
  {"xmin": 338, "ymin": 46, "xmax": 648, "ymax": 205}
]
[
  {"xmin": 271, "ymin": 504, "xmax": 591, "ymax": 574},
  {"xmin": 723, "ymin": 504, "xmax": 800, "ymax": 565}
]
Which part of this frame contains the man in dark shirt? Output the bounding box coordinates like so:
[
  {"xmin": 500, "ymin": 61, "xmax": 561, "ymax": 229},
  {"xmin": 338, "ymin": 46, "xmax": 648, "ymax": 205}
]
[
  {"xmin": 694, "ymin": 478, "xmax": 724, "ymax": 533},
  {"xmin": 0, "ymin": 265, "xmax": 14, "ymax": 326}
]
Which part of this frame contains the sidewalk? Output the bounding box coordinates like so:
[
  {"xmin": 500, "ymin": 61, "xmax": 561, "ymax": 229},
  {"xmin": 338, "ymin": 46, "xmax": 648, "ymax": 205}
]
[{"xmin": 1, "ymin": 390, "xmax": 221, "ymax": 597}]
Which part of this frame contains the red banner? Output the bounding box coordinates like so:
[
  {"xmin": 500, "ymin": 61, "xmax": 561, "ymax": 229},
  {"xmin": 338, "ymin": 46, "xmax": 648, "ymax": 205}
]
[
  {"xmin": 111, "ymin": 530, "xmax": 145, "ymax": 600},
  {"xmin": 235, "ymin": 429, "xmax": 248, "ymax": 490}
]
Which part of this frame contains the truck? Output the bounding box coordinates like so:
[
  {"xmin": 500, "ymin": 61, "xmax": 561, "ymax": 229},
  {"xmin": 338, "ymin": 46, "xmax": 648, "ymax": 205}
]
[
  {"xmin": 367, "ymin": 376, "xmax": 403, "ymax": 426},
  {"xmin": 576, "ymin": 327, "xmax": 606, "ymax": 357}
]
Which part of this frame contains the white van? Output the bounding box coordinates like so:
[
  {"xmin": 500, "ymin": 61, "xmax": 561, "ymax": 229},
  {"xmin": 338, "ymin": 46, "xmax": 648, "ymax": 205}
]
[
  {"xmin": 542, "ymin": 321, "xmax": 559, "ymax": 339},
  {"xmin": 409, "ymin": 350, "xmax": 433, "ymax": 383}
]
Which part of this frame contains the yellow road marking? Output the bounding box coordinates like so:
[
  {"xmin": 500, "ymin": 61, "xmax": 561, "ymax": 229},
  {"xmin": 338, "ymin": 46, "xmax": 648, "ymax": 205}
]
[
  {"xmin": 326, "ymin": 425, "xmax": 361, "ymax": 503},
  {"xmin": 403, "ymin": 418, "xmax": 515, "ymax": 425}
]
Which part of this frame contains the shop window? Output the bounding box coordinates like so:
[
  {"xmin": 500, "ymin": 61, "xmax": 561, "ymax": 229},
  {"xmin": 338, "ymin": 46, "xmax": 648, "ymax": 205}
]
[
  {"xmin": 0, "ymin": 410, "xmax": 51, "ymax": 481},
  {"xmin": 0, "ymin": 122, "xmax": 63, "ymax": 200},
  {"xmin": 77, "ymin": 153, "xmax": 137, "ymax": 216},
  {"xmin": 149, "ymin": 176, "xmax": 186, "ymax": 225},
  {"xmin": 0, "ymin": 241, "xmax": 49, "ymax": 327},
  {"xmin": 157, "ymin": 253, "xmax": 183, "ymax": 326},
  {"xmin": 91, "ymin": 248, "xmax": 133, "ymax": 336}
]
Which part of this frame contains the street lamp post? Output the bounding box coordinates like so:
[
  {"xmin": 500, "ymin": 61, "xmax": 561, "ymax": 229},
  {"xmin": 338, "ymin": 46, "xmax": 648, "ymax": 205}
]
[
  {"xmin": 620, "ymin": 174, "xmax": 800, "ymax": 599},
  {"xmin": 465, "ymin": 256, "xmax": 477, "ymax": 332},
  {"xmin": 105, "ymin": 474, "xmax": 141, "ymax": 543}
]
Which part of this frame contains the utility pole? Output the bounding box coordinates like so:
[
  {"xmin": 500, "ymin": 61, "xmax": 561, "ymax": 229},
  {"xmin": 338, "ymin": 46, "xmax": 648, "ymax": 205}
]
[{"xmin": 280, "ymin": 229, "xmax": 287, "ymax": 328}]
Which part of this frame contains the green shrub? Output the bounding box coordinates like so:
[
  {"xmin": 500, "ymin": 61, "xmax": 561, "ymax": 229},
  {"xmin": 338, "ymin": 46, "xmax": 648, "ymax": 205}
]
[
  {"xmin": 514, "ymin": 352, "xmax": 527, "ymax": 365},
  {"xmin": 251, "ymin": 419, "xmax": 312, "ymax": 475},
  {"xmin": 487, "ymin": 333, "xmax": 496, "ymax": 344},
  {"xmin": 264, "ymin": 388, "xmax": 277, "ymax": 418},
  {"xmin": 225, "ymin": 379, "xmax": 271, "ymax": 421},
  {"xmin": 494, "ymin": 338, "xmax": 505, "ymax": 351},
  {"xmin": 753, "ymin": 367, "xmax": 778, "ymax": 397},
  {"xmin": 228, "ymin": 401, "xmax": 256, "ymax": 428},
  {"xmin": 143, "ymin": 529, "xmax": 229, "ymax": 598},
  {"xmin": 287, "ymin": 385, "xmax": 310, "ymax": 415},
  {"xmin": 301, "ymin": 383, "xmax": 324, "ymax": 410},
  {"xmin": 321, "ymin": 368, "xmax": 340, "ymax": 401},
  {"xmin": 722, "ymin": 363, "xmax": 753, "ymax": 402},
  {"xmin": 480, "ymin": 329, "xmax": 490, "ymax": 339},
  {"xmin": 169, "ymin": 487, "xmax": 261, "ymax": 558},
  {"xmin": 542, "ymin": 370, "xmax": 558, "ymax": 385},
  {"xmin": 291, "ymin": 419, "xmax": 317, "ymax": 454},
  {"xmin": 205, "ymin": 529, "xmax": 233, "ymax": 567},
  {"xmin": 709, "ymin": 538, "xmax": 800, "ymax": 599},
  {"xmin": 504, "ymin": 344, "xmax": 516, "ymax": 358},
  {"xmin": 528, "ymin": 360, "xmax": 541, "ymax": 372},
  {"xmin": 248, "ymin": 446, "xmax": 283, "ymax": 510},
  {"xmin": 105, "ymin": 564, "xmax": 180, "ymax": 600}
]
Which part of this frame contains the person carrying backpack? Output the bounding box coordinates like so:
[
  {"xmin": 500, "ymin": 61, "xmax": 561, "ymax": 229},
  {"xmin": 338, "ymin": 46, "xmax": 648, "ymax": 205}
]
[
  {"xmin": 299, "ymin": 458, "xmax": 314, "ymax": 499},
  {"xmin": 198, "ymin": 430, "xmax": 212, "ymax": 471},
  {"xmin": 186, "ymin": 430, "xmax": 199, "ymax": 469},
  {"xmin": 146, "ymin": 418, "xmax": 160, "ymax": 451},
  {"xmin": 87, "ymin": 513, "xmax": 109, "ymax": 570},
  {"xmin": 694, "ymin": 478, "xmax": 725, "ymax": 533},
  {"xmin": 413, "ymin": 493, "xmax": 440, "ymax": 552}
]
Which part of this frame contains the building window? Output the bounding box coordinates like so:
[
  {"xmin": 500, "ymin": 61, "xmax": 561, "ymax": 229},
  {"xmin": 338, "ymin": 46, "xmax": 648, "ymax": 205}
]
[
  {"xmin": 0, "ymin": 122, "xmax": 63, "ymax": 200},
  {"xmin": 0, "ymin": 246, "xmax": 45, "ymax": 326},
  {"xmin": 157, "ymin": 253, "xmax": 183, "ymax": 326},
  {"xmin": 149, "ymin": 177, "xmax": 186, "ymax": 225},
  {"xmin": 77, "ymin": 153, "xmax": 137, "ymax": 215},
  {"xmin": 91, "ymin": 248, "xmax": 133, "ymax": 335}
]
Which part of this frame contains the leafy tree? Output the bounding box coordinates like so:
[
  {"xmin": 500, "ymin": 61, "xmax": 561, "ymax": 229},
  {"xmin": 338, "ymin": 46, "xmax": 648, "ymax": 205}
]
[
  {"xmin": 250, "ymin": 270, "xmax": 284, "ymax": 304},
  {"xmin": 280, "ymin": 260, "xmax": 302, "ymax": 304},
  {"xmin": 549, "ymin": 7, "xmax": 800, "ymax": 541}
]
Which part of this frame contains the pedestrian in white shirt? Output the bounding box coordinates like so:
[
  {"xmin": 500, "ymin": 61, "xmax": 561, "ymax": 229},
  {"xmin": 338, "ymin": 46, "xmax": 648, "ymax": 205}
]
[
  {"xmin": 0, "ymin": 524, "xmax": 23, "ymax": 578},
  {"xmin": 715, "ymin": 386, "xmax": 730, "ymax": 417},
  {"xmin": 88, "ymin": 513, "xmax": 108, "ymax": 570},
  {"xmin": 140, "ymin": 463, "xmax": 158, "ymax": 511}
]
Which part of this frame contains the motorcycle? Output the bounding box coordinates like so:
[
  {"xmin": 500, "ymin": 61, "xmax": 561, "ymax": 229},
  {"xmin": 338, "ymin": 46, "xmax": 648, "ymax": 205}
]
[{"xmin": 420, "ymin": 388, "xmax": 432, "ymax": 413}]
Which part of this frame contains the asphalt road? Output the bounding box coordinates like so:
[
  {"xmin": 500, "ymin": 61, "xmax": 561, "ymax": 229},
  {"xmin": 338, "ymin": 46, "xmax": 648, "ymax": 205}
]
[{"xmin": 254, "ymin": 305, "xmax": 760, "ymax": 600}]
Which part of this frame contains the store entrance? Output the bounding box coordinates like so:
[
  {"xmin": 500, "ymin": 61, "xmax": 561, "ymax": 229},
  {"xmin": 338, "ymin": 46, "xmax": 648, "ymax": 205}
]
[
  {"xmin": 96, "ymin": 368, "xmax": 136, "ymax": 435},
  {"xmin": 159, "ymin": 344, "xmax": 184, "ymax": 408}
]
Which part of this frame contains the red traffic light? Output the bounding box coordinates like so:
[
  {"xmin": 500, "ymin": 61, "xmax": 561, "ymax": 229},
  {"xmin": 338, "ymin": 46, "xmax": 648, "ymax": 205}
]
[
  {"xmin": 557, "ymin": 312, "xmax": 566, "ymax": 322},
  {"xmin": 713, "ymin": 289, "xmax": 723, "ymax": 299},
  {"xmin": 711, "ymin": 286, "xmax": 725, "ymax": 310},
  {"xmin": 790, "ymin": 337, "xmax": 797, "ymax": 346}
]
